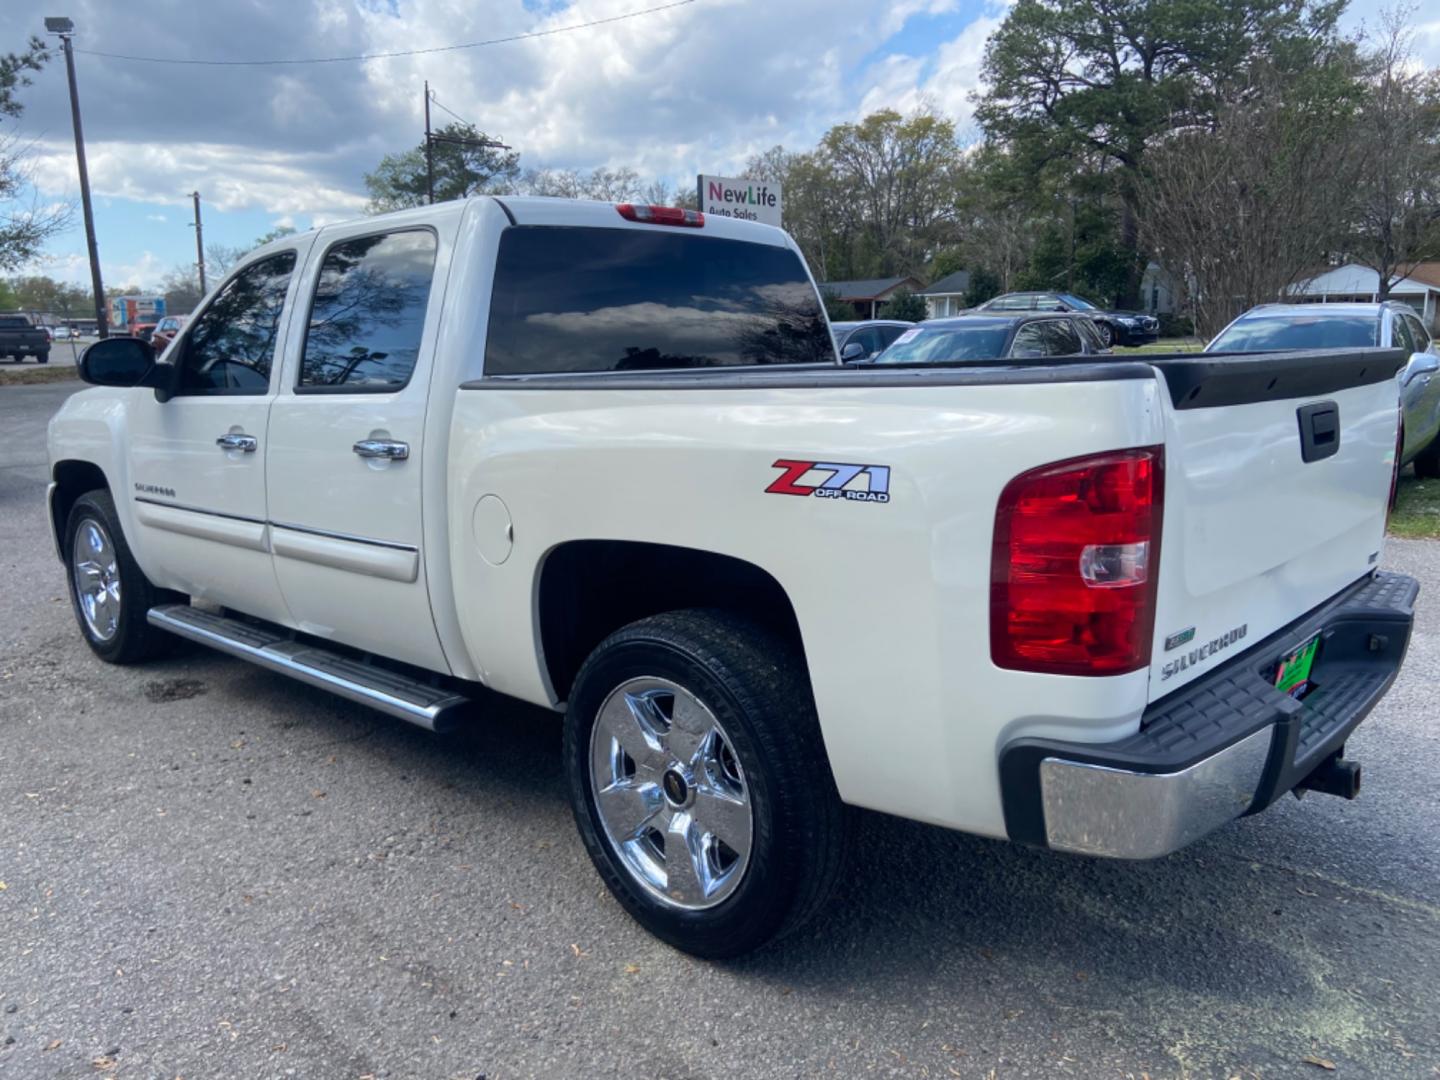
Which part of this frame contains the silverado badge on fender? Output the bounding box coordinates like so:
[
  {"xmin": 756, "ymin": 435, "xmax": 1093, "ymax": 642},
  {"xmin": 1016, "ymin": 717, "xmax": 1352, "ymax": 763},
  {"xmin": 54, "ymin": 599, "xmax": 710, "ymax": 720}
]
[{"xmin": 765, "ymin": 459, "xmax": 891, "ymax": 503}]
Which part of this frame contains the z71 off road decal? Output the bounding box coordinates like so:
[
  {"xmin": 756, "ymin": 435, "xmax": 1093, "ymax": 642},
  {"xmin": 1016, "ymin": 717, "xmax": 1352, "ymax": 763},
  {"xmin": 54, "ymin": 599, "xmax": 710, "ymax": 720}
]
[{"xmin": 766, "ymin": 460, "xmax": 891, "ymax": 504}]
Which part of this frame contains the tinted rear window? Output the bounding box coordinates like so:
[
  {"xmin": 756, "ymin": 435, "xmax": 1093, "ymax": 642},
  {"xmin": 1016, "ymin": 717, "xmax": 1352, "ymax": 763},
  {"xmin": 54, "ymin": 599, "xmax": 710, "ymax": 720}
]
[
  {"xmin": 484, "ymin": 226, "xmax": 830, "ymax": 374},
  {"xmin": 874, "ymin": 325, "xmax": 1012, "ymax": 363},
  {"xmin": 1209, "ymin": 315, "xmax": 1380, "ymax": 352},
  {"xmin": 0, "ymin": 316, "xmax": 31, "ymax": 329}
]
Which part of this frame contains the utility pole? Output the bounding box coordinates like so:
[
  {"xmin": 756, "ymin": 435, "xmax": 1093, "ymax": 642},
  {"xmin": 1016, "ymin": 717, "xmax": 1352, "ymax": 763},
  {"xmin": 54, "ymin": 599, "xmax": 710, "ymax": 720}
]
[
  {"xmin": 190, "ymin": 191, "xmax": 207, "ymax": 295},
  {"xmin": 424, "ymin": 81, "xmax": 434, "ymax": 205},
  {"xmin": 46, "ymin": 16, "xmax": 108, "ymax": 338},
  {"xmin": 422, "ymin": 83, "xmax": 510, "ymax": 206}
]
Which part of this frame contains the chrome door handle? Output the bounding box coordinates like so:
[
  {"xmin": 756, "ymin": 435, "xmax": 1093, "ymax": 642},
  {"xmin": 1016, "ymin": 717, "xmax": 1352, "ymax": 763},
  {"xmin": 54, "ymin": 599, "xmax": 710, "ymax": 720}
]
[
  {"xmin": 352, "ymin": 439, "xmax": 410, "ymax": 461},
  {"xmin": 216, "ymin": 433, "xmax": 258, "ymax": 453}
]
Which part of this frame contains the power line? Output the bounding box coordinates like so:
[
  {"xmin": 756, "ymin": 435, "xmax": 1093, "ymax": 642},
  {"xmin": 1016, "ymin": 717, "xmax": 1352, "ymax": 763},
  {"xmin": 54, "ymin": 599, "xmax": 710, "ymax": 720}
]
[
  {"xmin": 74, "ymin": 0, "xmax": 697, "ymax": 67},
  {"xmin": 429, "ymin": 95, "xmax": 476, "ymax": 129}
]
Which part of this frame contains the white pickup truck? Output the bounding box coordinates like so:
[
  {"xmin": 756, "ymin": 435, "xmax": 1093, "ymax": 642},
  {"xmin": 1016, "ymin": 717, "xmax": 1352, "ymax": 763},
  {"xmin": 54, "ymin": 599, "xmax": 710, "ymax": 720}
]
[{"xmin": 48, "ymin": 197, "xmax": 1418, "ymax": 957}]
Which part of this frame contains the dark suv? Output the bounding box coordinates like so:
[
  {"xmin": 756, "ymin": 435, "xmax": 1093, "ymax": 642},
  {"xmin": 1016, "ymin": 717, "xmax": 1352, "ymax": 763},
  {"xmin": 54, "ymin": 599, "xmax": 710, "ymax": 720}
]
[
  {"xmin": 975, "ymin": 292, "xmax": 1159, "ymax": 347},
  {"xmin": 871, "ymin": 312, "xmax": 1110, "ymax": 364}
]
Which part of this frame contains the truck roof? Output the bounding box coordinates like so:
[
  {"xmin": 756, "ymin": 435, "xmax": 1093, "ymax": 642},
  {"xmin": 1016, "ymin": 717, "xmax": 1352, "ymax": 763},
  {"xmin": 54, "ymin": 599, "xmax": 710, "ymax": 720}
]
[{"xmin": 249, "ymin": 195, "xmax": 794, "ymax": 260}]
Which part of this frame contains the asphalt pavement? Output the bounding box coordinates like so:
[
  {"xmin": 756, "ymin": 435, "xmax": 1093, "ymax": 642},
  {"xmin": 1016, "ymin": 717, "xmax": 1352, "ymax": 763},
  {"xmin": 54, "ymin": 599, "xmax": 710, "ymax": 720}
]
[{"xmin": 2, "ymin": 380, "xmax": 1438, "ymax": 1079}]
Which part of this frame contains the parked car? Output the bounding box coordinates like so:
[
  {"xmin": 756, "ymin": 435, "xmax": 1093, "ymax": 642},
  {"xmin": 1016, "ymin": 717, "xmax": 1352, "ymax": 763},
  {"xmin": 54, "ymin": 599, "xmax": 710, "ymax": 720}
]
[
  {"xmin": 151, "ymin": 314, "xmax": 188, "ymax": 352},
  {"xmin": 975, "ymin": 292, "xmax": 1159, "ymax": 347},
  {"xmin": 131, "ymin": 320, "xmax": 160, "ymax": 344},
  {"xmin": 872, "ymin": 312, "xmax": 1108, "ymax": 363},
  {"xmin": 1206, "ymin": 302, "xmax": 1440, "ymax": 476},
  {"xmin": 831, "ymin": 319, "xmax": 914, "ymax": 362},
  {"xmin": 0, "ymin": 313, "xmax": 51, "ymax": 363},
  {"xmin": 50, "ymin": 197, "xmax": 1416, "ymax": 957},
  {"xmin": 49, "ymin": 324, "xmax": 76, "ymax": 341}
]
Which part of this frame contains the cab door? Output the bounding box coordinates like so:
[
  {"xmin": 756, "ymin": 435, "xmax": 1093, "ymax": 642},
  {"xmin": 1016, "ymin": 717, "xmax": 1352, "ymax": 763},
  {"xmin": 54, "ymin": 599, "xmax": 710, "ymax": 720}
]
[
  {"xmin": 264, "ymin": 222, "xmax": 450, "ymax": 673},
  {"xmin": 126, "ymin": 245, "xmax": 310, "ymax": 624}
]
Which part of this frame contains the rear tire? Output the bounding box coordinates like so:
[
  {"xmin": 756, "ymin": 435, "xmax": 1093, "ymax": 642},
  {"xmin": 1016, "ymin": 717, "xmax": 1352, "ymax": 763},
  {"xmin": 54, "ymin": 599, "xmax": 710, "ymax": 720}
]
[
  {"xmin": 1096, "ymin": 321, "xmax": 1116, "ymax": 348},
  {"xmin": 36, "ymin": 352, "xmax": 49, "ymax": 364},
  {"xmin": 1415, "ymin": 443, "xmax": 1440, "ymax": 479},
  {"xmin": 64, "ymin": 489, "xmax": 181, "ymax": 664},
  {"xmin": 564, "ymin": 609, "xmax": 847, "ymax": 958}
]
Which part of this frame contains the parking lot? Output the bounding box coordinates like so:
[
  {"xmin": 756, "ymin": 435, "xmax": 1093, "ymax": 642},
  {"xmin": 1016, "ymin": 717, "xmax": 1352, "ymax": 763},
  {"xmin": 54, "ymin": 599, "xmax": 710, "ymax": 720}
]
[{"xmin": 2, "ymin": 380, "xmax": 1439, "ymax": 1079}]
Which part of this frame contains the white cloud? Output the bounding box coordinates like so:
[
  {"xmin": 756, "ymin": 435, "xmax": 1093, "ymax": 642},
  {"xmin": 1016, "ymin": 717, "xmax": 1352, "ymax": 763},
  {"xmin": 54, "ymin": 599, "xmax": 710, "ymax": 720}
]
[{"xmin": 146, "ymin": 213, "xmax": 168, "ymax": 222}]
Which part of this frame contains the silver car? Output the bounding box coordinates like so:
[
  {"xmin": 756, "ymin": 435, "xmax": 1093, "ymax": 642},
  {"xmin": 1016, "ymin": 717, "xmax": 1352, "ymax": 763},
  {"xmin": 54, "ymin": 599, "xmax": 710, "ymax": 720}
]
[{"xmin": 1207, "ymin": 302, "xmax": 1440, "ymax": 475}]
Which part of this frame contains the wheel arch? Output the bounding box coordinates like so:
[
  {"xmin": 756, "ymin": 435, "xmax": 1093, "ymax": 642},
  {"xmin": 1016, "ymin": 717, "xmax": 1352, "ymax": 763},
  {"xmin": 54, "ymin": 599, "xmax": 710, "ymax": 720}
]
[
  {"xmin": 535, "ymin": 539, "xmax": 807, "ymax": 704},
  {"xmin": 49, "ymin": 459, "xmax": 111, "ymax": 560}
]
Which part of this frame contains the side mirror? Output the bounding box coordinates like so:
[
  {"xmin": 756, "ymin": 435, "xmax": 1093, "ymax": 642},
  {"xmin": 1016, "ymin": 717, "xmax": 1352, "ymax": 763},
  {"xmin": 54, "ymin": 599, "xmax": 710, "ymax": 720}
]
[
  {"xmin": 1408, "ymin": 351, "xmax": 1440, "ymax": 377},
  {"xmin": 840, "ymin": 340, "xmax": 866, "ymax": 362},
  {"xmin": 79, "ymin": 337, "xmax": 155, "ymax": 386},
  {"xmin": 78, "ymin": 337, "xmax": 176, "ymax": 400}
]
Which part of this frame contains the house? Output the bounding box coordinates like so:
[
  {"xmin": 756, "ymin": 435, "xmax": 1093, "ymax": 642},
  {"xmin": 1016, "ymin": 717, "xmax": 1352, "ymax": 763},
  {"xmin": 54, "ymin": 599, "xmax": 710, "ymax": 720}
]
[
  {"xmin": 918, "ymin": 271, "xmax": 971, "ymax": 318},
  {"xmin": 1288, "ymin": 263, "xmax": 1440, "ymax": 330},
  {"xmin": 818, "ymin": 276, "xmax": 924, "ymax": 319}
]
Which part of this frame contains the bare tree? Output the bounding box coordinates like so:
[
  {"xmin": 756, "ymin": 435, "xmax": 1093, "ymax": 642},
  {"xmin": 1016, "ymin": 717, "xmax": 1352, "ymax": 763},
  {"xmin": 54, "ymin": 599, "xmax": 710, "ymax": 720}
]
[
  {"xmin": 1137, "ymin": 66, "xmax": 1364, "ymax": 337},
  {"xmin": 1, "ymin": 40, "xmax": 71, "ymax": 271},
  {"xmin": 1347, "ymin": 10, "xmax": 1440, "ymax": 298}
]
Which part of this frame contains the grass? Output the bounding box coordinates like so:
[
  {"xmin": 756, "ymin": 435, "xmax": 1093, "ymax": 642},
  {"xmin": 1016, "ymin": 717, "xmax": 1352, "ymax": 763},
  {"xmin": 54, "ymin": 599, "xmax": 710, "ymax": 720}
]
[
  {"xmin": 1113, "ymin": 336, "xmax": 1205, "ymax": 355},
  {"xmin": 1389, "ymin": 468, "xmax": 1440, "ymax": 539},
  {"xmin": 0, "ymin": 363, "xmax": 79, "ymax": 386}
]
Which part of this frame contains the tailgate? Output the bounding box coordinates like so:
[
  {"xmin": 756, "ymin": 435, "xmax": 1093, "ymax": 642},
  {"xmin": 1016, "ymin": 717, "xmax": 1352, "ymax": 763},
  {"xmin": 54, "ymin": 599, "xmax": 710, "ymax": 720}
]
[{"xmin": 1146, "ymin": 349, "xmax": 1404, "ymax": 701}]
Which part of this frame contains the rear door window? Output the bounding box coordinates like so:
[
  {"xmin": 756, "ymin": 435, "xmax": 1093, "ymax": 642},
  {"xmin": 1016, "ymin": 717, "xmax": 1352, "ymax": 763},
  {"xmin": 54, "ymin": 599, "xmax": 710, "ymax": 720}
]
[
  {"xmin": 299, "ymin": 229, "xmax": 438, "ymax": 391},
  {"xmin": 1390, "ymin": 314, "xmax": 1415, "ymax": 354},
  {"xmin": 876, "ymin": 325, "xmax": 909, "ymax": 350},
  {"xmin": 1009, "ymin": 323, "xmax": 1047, "ymax": 357},
  {"xmin": 1405, "ymin": 314, "xmax": 1431, "ymax": 351},
  {"xmin": 1039, "ymin": 319, "xmax": 1084, "ymax": 355},
  {"xmin": 484, "ymin": 226, "xmax": 830, "ymax": 374}
]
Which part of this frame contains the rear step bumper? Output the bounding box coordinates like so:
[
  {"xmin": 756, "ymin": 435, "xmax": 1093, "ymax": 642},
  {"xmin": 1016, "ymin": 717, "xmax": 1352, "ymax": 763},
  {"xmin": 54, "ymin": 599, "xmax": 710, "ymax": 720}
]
[
  {"xmin": 147, "ymin": 605, "xmax": 469, "ymax": 733},
  {"xmin": 999, "ymin": 571, "xmax": 1418, "ymax": 858}
]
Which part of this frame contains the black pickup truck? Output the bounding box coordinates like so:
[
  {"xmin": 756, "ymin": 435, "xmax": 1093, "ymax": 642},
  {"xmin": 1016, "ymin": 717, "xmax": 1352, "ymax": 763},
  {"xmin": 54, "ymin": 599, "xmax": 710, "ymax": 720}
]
[{"xmin": 0, "ymin": 314, "xmax": 51, "ymax": 363}]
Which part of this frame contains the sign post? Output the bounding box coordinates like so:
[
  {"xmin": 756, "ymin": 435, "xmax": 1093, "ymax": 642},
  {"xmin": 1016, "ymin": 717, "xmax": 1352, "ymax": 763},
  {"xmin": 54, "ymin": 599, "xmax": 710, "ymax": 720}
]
[{"xmin": 697, "ymin": 175, "xmax": 783, "ymax": 228}]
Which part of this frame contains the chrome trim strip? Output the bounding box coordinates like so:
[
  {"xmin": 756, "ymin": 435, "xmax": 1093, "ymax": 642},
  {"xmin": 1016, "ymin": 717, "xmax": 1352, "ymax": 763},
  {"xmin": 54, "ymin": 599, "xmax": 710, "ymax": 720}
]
[
  {"xmin": 268, "ymin": 519, "xmax": 417, "ymax": 552},
  {"xmin": 1039, "ymin": 727, "xmax": 1273, "ymax": 859},
  {"xmin": 146, "ymin": 606, "xmax": 464, "ymax": 732},
  {"xmin": 270, "ymin": 524, "xmax": 419, "ymax": 583},
  {"xmin": 133, "ymin": 496, "xmax": 264, "ymax": 525},
  {"xmin": 133, "ymin": 498, "xmax": 269, "ymax": 553},
  {"xmin": 132, "ymin": 499, "xmax": 417, "ymax": 556}
]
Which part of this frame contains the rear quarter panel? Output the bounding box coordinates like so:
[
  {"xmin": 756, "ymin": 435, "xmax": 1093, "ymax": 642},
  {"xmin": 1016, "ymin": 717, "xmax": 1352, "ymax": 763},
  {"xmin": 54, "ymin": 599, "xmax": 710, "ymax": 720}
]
[{"xmin": 448, "ymin": 375, "xmax": 1164, "ymax": 837}]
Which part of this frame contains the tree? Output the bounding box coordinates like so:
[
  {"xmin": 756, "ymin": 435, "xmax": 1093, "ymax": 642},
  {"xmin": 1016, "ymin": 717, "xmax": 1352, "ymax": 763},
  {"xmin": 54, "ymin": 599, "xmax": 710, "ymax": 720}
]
[
  {"xmin": 520, "ymin": 166, "xmax": 643, "ymax": 202},
  {"xmin": 884, "ymin": 288, "xmax": 927, "ymax": 321},
  {"xmin": 819, "ymin": 288, "xmax": 854, "ymax": 322},
  {"xmin": 976, "ymin": 0, "xmax": 1351, "ymax": 304},
  {"xmin": 363, "ymin": 123, "xmax": 520, "ymax": 212},
  {"xmin": 1136, "ymin": 63, "xmax": 1364, "ymax": 337},
  {"xmin": 964, "ymin": 268, "xmax": 1002, "ymax": 307},
  {"xmin": 1, "ymin": 38, "xmax": 70, "ymax": 271},
  {"xmin": 1346, "ymin": 14, "xmax": 1440, "ymax": 298},
  {"xmin": 744, "ymin": 111, "xmax": 964, "ymax": 283},
  {"xmin": 5, "ymin": 274, "xmax": 89, "ymax": 315},
  {"xmin": 160, "ymin": 265, "xmax": 204, "ymax": 314}
]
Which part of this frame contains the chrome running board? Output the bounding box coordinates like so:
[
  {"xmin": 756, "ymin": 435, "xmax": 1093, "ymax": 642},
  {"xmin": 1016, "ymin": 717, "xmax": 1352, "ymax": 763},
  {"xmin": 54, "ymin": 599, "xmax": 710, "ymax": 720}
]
[{"xmin": 147, "ymin": 604, "xmax": 468, "ymax": 733}]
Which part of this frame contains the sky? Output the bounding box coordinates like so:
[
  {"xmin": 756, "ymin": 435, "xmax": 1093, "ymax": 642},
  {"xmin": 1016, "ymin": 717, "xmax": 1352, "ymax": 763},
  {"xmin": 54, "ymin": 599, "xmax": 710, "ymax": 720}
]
[{"xmin": 2, "ymin": 0, "xmax": 1436, "ymax": 293}]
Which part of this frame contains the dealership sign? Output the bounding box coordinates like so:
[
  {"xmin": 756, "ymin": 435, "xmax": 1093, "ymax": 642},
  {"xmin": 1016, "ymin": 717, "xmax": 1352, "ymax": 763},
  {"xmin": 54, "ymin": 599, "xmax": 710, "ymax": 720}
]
[{"xmin": 697, "ymin": 174, "xmax": 783, "ymax": 228}]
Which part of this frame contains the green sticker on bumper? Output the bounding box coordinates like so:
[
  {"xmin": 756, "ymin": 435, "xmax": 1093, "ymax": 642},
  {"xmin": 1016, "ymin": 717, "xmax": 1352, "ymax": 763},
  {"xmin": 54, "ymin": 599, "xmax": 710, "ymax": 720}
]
[{"xmin": 1275, "ymin": 635, "xmax": 1320, "ymax": 696}]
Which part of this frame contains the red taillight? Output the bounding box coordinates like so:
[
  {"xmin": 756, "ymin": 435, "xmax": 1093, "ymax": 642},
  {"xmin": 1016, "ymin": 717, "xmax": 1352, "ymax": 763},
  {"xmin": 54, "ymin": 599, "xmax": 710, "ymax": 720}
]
[
  {"xmin": 991, "ymin": 447, "xmax": 1164, "ymax": 676},
  {"xmin": 616, "ymin": 203, "xmax": 705, "ymax": 228}
]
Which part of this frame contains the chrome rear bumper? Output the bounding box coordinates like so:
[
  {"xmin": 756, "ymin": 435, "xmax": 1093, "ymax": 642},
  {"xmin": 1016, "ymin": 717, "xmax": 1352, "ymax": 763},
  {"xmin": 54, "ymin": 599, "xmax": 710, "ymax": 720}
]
[{"xmin": 1000, "ymin": 571, "xmax": 1418, "ymax": 859}]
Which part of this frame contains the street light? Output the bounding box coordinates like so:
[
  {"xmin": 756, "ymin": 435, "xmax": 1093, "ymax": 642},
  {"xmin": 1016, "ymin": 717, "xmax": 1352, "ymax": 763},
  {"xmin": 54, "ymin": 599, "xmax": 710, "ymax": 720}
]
[{"xmin": 46, "ymin": 15, "xmax": 109, "ymax": 338}]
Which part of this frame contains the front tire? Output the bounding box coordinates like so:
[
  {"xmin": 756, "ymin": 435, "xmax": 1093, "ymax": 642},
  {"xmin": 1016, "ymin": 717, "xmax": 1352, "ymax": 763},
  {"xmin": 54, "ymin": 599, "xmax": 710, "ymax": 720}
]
[
  {"xmin": 65, "ymin": 490, "xmax": 179, "ymax": 664},
  {"xmin": 1415, "ymin": 442, "xmax": 1440, "ymax": 479},
  {"xmin": 565, "ymin": 610, "xmax": 846, "ymax": 958}
]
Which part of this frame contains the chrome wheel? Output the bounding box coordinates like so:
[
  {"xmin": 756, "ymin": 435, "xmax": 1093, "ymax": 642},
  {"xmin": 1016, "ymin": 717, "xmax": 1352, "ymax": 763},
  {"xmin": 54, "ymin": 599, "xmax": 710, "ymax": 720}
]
[
  {"xmin": 72, "ymin": 518, "xmax": 121, "ymax": 642},
  {"xmin": 589, "ymin": 677, "xmax": 753, "ymax": 910}
]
